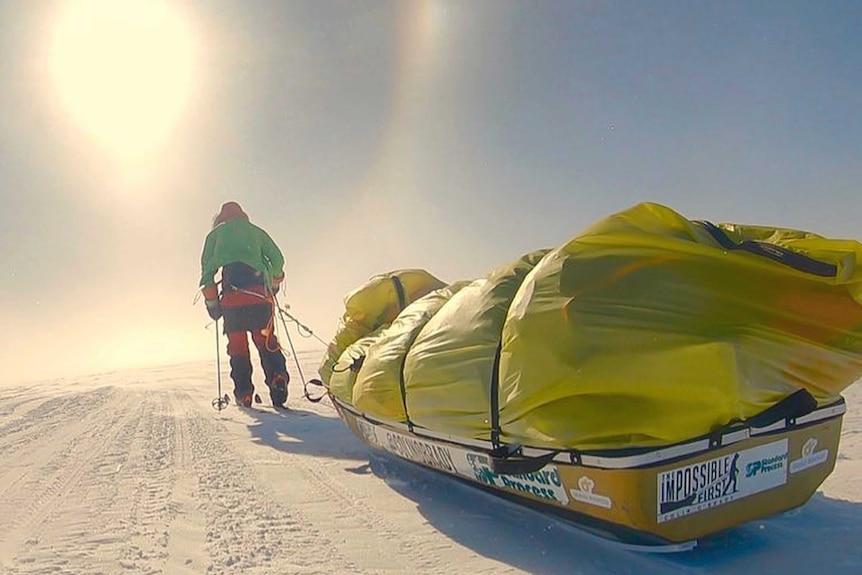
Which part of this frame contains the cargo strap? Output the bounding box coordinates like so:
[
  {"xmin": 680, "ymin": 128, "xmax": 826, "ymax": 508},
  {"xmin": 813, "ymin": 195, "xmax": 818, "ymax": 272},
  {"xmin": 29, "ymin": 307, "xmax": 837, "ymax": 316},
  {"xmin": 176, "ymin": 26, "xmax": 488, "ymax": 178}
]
[
  {"xmin": 390, "ymin": 274, "xmax": 407, "ymax": 311},
  {"xmin": 487, "ymin": 342, "xmax": 560, "ymax": 474},
  {"xmin": 746, "ymin": 388, "xmax": 817, "ymax": 428},
  {"xmin": 398, "ymin": 348, "xmax": 414, "ymax": 432},
  {"xmin": 696, "ymin": 220, "xmax": 837, "ymax": 277},
  {"xmin": 489, "ymin": 342, "xmax": 502, "ymax": 446},
  {"xmin": 489, "ymin": 447, "xmax": 559, "ymax": 475}
]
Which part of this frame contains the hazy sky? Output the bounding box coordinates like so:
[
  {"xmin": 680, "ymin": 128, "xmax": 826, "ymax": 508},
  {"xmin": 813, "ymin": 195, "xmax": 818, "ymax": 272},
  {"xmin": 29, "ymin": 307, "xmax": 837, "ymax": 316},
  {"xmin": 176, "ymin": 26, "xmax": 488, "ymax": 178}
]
[{"xmin": 1, "ymin": 0, "xmax": 861, "ymax": 384}]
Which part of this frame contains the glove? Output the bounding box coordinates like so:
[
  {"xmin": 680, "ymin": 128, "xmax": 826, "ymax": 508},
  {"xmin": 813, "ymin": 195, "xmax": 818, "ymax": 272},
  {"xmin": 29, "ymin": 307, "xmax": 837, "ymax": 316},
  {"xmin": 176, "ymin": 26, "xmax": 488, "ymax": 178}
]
[
  {"xmin": 205, "ymin": 298, "xmax": 222, "ymax": 320},
  {"xmin": 272, "ymin": 273, "xmax": 284, "ymax": 296},
  {"xmin": 201, "ymin": 284, "xmax": 221, "ymax": 320}
]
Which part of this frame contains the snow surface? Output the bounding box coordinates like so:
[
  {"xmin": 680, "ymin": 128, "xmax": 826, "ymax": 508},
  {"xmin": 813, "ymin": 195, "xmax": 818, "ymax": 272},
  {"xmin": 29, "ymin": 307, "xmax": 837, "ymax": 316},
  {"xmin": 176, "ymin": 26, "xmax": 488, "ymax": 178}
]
[{"xmin": 1, "ymin": 349, "xmax": 860, "ymax": 574}]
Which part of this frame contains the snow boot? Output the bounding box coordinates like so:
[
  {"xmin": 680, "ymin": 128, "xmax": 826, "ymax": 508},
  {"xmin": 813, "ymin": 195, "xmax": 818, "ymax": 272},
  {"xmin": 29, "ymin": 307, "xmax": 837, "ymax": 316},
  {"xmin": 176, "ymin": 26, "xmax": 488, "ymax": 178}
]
[
  {"xmin": 268, "ymin": 372, "xmax": 289, "ymax": 408},
  {"xmin": 234, "ymin": 388, "xmax": 254, "ymax": 408},
  {"xmin": 229, "ymin": 357, "xmax": 254, "ymax": 407}
]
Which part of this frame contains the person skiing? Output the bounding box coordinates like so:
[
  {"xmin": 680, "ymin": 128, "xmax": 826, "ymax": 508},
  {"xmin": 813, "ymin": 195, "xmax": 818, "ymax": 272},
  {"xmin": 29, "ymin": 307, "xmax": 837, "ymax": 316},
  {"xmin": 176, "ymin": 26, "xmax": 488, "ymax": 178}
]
[{"xmin": 199, "ymin": 201, "xmax": 290, "ymax": 408}]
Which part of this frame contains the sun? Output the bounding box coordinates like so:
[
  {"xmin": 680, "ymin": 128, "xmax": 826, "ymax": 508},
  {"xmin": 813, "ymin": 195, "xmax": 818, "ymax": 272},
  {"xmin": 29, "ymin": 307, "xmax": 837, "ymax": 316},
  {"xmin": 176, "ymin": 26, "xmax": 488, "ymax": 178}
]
[{"xmin": 49, "ymin": 0, "xmax": 195, "ymax": 160}]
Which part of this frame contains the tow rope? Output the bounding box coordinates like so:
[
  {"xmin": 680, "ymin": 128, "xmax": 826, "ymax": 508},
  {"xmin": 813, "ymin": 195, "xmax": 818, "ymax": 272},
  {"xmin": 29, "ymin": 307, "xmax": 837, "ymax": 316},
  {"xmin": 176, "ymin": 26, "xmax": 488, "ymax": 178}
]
[
  {"xmin": 272, "ymin": 295, "xmax": 327, "ymax": 403},
  {"xmin": 202, "ymin": 281, "xmax": 329, "ymax": 408}
]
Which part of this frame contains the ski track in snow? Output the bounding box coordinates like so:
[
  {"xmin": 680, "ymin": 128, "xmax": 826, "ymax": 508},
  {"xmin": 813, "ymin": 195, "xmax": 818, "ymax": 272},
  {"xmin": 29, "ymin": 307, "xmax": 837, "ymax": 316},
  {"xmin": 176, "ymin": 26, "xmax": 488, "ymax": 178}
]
[{"xmin": 0, "ymin": 352, "xmax": 860, "ymax": 575}]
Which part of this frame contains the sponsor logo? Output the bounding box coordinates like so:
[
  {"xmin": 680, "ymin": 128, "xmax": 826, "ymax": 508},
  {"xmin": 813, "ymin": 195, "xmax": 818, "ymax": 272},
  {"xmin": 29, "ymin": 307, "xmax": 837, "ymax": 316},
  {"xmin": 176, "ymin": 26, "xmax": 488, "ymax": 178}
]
[
  {"xmin": 383, "ymin": 432, "xmax": 456, "ymax": 473},
  {"xmin": 745, "ymin": 454, "xmax": 787, "ymax": 478},
  {"xmin": 789, "ymin": 437, "xmax": 829, "ymax": 474},
  {"xmin": 657, "ymin": 439, "xmax": 788, "ymax": 523},
  {"xmin": 465, "ymin": 453, "xmax": 569, "ymax": 504},
  {"xmin": 569, "ymin": 476, "xmax": 612, "ymax": 509},
  {"xmin": 658, "ymin": 453, "xmax": 741, "ymax": 517}
]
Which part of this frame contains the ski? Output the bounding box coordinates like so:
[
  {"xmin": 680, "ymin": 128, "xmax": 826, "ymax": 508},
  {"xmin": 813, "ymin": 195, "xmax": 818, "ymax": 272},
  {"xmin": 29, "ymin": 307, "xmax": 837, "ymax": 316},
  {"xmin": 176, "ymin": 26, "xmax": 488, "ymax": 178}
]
[{"xmin": 546, "ymin": 512, "xmax": 698, "ymax": 553}]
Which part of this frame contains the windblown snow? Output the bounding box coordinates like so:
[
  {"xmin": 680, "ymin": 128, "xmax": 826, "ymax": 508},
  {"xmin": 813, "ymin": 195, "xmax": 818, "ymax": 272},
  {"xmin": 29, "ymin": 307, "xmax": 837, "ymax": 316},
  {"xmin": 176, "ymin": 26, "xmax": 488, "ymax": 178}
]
[{"xmin": 0, "ymin": 350, "xmax": 860, "ymax": 574}]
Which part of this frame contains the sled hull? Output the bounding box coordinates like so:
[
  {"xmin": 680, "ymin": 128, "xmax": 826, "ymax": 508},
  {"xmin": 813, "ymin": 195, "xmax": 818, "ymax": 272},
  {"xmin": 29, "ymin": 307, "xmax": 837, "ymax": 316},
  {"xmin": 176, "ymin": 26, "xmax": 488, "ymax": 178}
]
[{"xmin": 334, "ymin": 397, "xmax": 844, "ymax": 545}]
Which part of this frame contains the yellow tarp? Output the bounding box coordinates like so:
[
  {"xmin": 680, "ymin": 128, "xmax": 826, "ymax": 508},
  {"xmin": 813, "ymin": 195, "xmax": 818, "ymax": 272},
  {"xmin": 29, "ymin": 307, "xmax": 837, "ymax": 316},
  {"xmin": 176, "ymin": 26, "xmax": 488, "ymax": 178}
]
[
  {"xmin": 352, "ymin": 282, "xmax": 470, "ymax": 421},
  {"xmin": 327, "ymin": 330, "xmax": 382, "ymax": 405},
  {"xmin": 320, "ymin": 203, "xmax": 862, "ymax": 450},
  {"xmin": 403, "ymin": 250, "xmax": 550, "ymax": 438},
  {"xmin": 318, "ymin": 269, "xmax": 446, "ymax": 385}
]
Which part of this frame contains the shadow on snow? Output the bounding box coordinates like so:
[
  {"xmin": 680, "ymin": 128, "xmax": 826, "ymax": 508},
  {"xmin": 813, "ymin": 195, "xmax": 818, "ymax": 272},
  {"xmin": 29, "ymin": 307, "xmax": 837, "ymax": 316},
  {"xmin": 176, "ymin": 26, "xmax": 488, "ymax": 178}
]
[
  {"xmin": 369, "ymin": 454, "xmax": 862, "ymax": 575},
  {"xmin": 238, "ymin": 403, "xmax": 862, "ymax": 575}
]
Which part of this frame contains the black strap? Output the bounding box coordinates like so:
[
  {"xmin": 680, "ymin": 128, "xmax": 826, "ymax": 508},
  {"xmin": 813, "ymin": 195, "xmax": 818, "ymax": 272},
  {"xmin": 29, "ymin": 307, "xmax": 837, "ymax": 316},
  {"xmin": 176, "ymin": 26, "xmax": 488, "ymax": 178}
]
[
  {"xmin": 391, "ymin": 275, "xmax": 407, "ymax": 311},
  {"xmin": 695, "ymin": 221, "xmax": 837, "ymax": 278},
  {"xmin": 398, "ymin": 347, "xmax": 414, "ymax": 432},
  {"xmin": 490, "ymin": 449, "xmax": 559, "ymax": 475},
  {"xmin": 303, "ymin": 383, "xmax": 327, "ymax": 403},
  {"xmin": 747, "ymin": 388, "xmax": 818, "ymax": 428},
  {"xmin": 488, "ymin": 347, "xmax": 559, "ymax": 474},
  {"xmin": 489, "ymin": 342, "xmax": 502, "ymax": 446},
  {"xmin": 397, "ymin": 311, "xmax": 434, "ymax": 433}
]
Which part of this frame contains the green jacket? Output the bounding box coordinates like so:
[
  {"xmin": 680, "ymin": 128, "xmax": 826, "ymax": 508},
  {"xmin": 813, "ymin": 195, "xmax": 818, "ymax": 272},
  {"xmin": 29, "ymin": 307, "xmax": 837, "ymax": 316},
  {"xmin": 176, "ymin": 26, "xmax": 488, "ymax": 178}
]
[{"xmin": 199, "ymin": 219, "xmax": 284, "ymax": 288}]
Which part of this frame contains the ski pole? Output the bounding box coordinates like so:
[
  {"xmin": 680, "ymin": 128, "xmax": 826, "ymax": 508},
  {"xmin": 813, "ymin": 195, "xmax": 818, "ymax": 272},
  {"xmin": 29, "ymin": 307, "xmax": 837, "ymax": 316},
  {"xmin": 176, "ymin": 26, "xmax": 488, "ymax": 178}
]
[{"xmin": 211, "ymin": 318, "xmax": 229, "ymax": 410}]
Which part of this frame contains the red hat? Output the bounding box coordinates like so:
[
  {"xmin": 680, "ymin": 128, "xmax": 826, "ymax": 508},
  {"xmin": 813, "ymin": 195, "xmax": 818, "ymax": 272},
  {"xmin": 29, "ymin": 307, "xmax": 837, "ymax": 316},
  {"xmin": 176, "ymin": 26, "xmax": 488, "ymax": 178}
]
[{"xmin": 213, "ymin": 201, "xmax": 248, "ymax": 225}]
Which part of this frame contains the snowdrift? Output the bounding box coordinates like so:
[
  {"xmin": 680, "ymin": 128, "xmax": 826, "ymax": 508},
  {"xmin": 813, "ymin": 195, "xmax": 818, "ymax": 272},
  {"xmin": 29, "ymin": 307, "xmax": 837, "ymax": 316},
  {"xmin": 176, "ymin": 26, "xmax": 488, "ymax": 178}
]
[{"xmin": 317, "ymin": 202, "xmax": 862, "ymax": 546}]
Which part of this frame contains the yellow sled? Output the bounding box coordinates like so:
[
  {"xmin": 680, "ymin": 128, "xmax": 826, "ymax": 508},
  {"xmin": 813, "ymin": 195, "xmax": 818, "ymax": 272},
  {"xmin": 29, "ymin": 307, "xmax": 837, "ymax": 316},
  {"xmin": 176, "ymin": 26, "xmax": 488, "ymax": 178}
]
[
  {"xmin": 317, "ymin": 202, "xmax": 862, "ymax": 548},
  {"xmin": 331, "ymin": 392, "xmax": 843, "ymax": 548}
]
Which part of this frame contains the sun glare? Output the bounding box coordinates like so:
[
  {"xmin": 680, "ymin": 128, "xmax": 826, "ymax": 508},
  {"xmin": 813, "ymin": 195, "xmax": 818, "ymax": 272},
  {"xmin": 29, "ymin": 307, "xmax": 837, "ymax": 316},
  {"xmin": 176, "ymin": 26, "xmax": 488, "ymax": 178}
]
[{"xmin": 49, "ymin": 0, "xmax": 195, "ymax": 160}]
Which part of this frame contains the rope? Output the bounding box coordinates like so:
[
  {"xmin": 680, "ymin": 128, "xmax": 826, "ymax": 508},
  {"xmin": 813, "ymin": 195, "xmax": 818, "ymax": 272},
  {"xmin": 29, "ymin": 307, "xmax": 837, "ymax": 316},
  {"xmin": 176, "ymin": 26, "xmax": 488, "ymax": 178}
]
[
  {"xmin": 275, "ymin": 306, "xmax": 329, "ymax": 347},
  {"xmin": 225, "ymin": 286, "xmax": 282, "ymax": 353},
  {"xmin": 272, "ymin": 293, "xmax": 328, "ymax": 403},
  {"xmin": 205, "ymin": 280, "xmax": 329, "ymax": 405}
]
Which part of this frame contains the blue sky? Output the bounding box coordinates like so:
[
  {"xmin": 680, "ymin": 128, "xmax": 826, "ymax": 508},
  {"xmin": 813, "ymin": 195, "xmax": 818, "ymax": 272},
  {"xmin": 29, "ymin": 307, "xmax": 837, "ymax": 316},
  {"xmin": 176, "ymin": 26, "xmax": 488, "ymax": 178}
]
[{"xmin": 1, "ymin": 0, "xmax": 861, "ymax": 383}]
